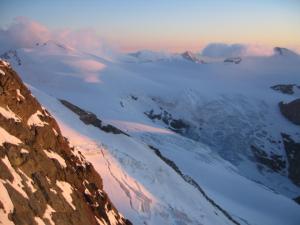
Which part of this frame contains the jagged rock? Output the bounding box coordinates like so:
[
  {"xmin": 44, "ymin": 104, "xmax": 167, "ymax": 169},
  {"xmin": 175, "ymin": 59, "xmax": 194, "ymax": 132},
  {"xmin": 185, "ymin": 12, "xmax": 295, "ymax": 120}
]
[
  {"xmin": 0, "ymin": 60, "xmax": 131, "ymax": 225},
  {"xmin": 59, "ymin": 99, "xmax": 129, "ymax": 136},
  {"xmin": 281, "ymin": 133, "xmax": 300, "ymax": 186},
  {"xmin": 130, "ymin": 95, "xmax": 138, "ymax": 101},
  {"xmin": 279, "ymin": 99, "xmax": 300, "ymax": 125},
  {"xmin": 251, "ymin": 145, "xmax": 286, "ymax": 173},
  {"xmin": 294, "ymin": 196, "xmax": 300, "ymax": 205},
  {"xmin": 0, "ymin": 50, "xmax": 22, "ymax": 66},
  {"xmin": 145, "ymin": 109, "xmax": 189, "ymax": 134}
]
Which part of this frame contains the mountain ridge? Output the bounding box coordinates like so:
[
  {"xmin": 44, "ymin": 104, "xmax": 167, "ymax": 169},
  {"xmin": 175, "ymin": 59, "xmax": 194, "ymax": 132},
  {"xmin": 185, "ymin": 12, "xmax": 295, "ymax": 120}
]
[{"xmin": 0, "ymin": 60, "xmax": 131, "ymax": 225}]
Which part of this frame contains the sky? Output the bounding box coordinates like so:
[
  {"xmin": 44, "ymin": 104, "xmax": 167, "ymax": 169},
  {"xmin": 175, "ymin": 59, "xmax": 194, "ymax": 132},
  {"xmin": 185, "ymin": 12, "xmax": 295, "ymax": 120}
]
[{"xmin": 0, "ymin": 0, "xmax": 300, "ymax": 52}]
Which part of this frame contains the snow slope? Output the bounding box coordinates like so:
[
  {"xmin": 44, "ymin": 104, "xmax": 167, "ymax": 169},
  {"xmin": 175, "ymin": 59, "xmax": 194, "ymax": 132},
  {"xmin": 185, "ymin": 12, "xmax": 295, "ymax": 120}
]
[
  {"xmin": 2, "ymin": 42, "xmax": 300, "ymax": 225},
  {"xmin": 29, "ymin": 85, "xmax": 237, "ymax": 225}
]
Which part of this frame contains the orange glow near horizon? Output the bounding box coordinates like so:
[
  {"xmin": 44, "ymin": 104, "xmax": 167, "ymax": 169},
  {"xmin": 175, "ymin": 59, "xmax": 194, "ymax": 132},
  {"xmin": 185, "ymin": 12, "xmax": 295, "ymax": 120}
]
[{"xmin": 118, "ymin": 39, "xmax": 300, "ymax": 54}]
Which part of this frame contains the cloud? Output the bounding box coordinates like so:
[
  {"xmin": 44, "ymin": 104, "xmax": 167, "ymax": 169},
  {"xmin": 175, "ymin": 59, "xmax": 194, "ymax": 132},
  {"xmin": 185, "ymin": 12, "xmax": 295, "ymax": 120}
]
[
  {"xmin": 244, "ymin": 44, "xmax": 274, "ymax": 56},
  {"xmin": 0, "ymin": 17, "xmax": 50, "ymax": 52},
  {"xmin": 201, "ymin": 43, "xmax": 247, "ymax": 58},
  {"xmin": 0, "ymin": 17, "xmax": 117, "ymax": 56},
  {"xmin": 201, "ymin": 43, "xmax": 278, "ymax": 57},
  {"xmin": 65, "ymin": 59, "xmax": 106, "ymax": 83},
  {"xmin": 52, "ymin": 28, "xmax": 115, "ymax": 55}
]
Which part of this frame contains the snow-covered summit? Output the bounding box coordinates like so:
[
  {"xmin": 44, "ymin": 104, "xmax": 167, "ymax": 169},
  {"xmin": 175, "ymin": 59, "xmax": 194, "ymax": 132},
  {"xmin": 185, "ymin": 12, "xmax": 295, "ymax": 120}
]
[
  {"xmin": 273, "ymin": 47, "xmax": 299, "ymax": 57},
  {"xmin": 181, "ymin": 51, "xmax": 205, "ymax": 64}
]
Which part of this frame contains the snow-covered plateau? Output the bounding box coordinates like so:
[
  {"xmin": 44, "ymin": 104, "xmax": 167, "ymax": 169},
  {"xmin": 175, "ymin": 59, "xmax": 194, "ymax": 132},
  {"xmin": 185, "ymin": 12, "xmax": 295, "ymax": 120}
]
[{"xmin": 1, "ymin": 41, "xmax": 300, "ymax": 225}]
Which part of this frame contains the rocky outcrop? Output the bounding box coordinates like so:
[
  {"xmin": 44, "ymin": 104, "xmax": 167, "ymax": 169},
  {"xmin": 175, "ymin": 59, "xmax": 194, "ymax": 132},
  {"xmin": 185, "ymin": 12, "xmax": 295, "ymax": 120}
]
[
  {"xmin": 294, "ymin": 196, "xmax": 300, "ymax": 205},
  {"xmin": 148, "ymin": 145, "xmax": 240, "ymax": 225},
  {"xmin": 224, "ymin": 57, "xmax": 242, "ymax": 64},
  {"xmin": 281, "ymin": 133, "xmax": 300, "ymax": 186},
  {"xmin": 0, "ymin": 60, "xmax": 131, "ymax": 225},
  {"xmin": 0, "ymin": 50, "xmax": 22, "ymax": 66},
  {"xmin": 181, "ymin": 51, "xmax": 205, "ymax": 64},
  {"xmin": 145, "ymin": 109, "xmax": 189, "ymax": 134},
  {"xmin": 251, "ymin": 145, "xmax": 286, "ymax": 173},
  {"xmin": 59, "ymin": 99, "xmax": 129, "ymax": 136},
  {"xmin": 279, "ymin": 99, "xmax": 300, "ymax": 125},
  {"xmin": 271, "ymin": 84, "xmax": 299, "ymax": 95}
]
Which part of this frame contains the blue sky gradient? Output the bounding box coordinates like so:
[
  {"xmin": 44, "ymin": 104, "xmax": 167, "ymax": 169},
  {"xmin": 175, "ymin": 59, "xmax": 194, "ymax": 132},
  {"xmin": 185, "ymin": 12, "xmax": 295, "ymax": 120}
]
[{"xmin": 0, "ymin": 0, "xmax": 299, "ymax": 51}]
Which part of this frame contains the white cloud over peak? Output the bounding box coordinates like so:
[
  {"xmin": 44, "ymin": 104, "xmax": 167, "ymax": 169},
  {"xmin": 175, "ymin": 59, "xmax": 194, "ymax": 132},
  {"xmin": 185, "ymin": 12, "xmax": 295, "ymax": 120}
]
[
  {"xmin": 200, "ymin": 43, "xmax": 277, "ymax": 58},
  {"xmin": 201, "ymin": 43, "xmax": 246, "ymax": 58},
  {"xmin": 0, "ymin": 17, "xmax": 50, "ymax": 52},
  {"xmin": 0, "ymin": 17, "xmax": 116, "ymax": 56}
]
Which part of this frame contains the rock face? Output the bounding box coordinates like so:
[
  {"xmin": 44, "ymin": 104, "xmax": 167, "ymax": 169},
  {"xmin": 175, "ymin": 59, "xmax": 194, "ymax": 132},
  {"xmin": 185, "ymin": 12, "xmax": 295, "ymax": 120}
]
[
  {"xmin": 279, "ymin": 99, "xmax": 300, "ymax": 125},
  {"xmin": 59, "ymin": 99, "xmax": 129, "ymax": 136},
  {"xmin": 145, "ymin": 109, "xmax": 189, "ymax": 134},
  {"xmin": 251, "ymin": 145, "xmax": 286, "ymax": 173},
  {"xmin": 294, "ymin": 196, "xmax": 300, "ymax": 205},
  {"xmin": 282, "ymin": 133, "xmax": 300, "ymax": 186},
  {"xmin": 0, "ymin": 60, "xmax": 131, "ymax": 225}
]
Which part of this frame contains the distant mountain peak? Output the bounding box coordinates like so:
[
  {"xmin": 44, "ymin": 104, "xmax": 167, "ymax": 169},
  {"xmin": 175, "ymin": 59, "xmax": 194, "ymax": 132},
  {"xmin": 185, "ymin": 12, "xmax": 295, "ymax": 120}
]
[
  {"xmin": 0, "ymin": 50, "xmax": 22, "ymax": 66},
  {"xmin": 274, "ymin": 47, "xmax": 298, "ymax": 57},
  {"xmin": 181, "ymin": 51, "xmax": 205, "ymax": 64}
]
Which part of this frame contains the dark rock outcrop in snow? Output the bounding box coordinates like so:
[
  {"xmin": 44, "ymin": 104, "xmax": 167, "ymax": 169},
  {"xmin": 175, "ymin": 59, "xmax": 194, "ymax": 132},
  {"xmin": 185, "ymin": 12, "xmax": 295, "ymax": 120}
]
[
  {"xmin": 145, "ymin": 109, "xmax": 189, "ymax": 134},
  {"xmin": 0, "ymin": 60, "xmax": 131, "ymax": 225},
  {"xmin": 294, "ymin": 196, "xmax": 300, "ymax": 205},
  {"xmin": 281, "ymin": 133, "xmax": 300, "ymax": 186},
  {"xmin": 60, "ymin": 99, "xmax": 129, "ymax": 136},
  {"xmin": 0, "ymin": 50, "xmax": 22, "ymax": 66},
  {"xmin": 271, "ymin": 84, "xmax": 299, "ymax": 95},
  {"xmin": 181, "ymin": 51, "xmax": 205, "ymax": 64},
  {"xmin": 224, "ymin": 57, "xmax": 242, "ymax": 64},
  {"xmin": 251, "ymin": 145, "xmax": 286, "ymax": 173},
  {"xmin": 279, "ymin": 99, "xmax": 300, "ymax": 125},
  {"xmin": 148, "ymin": 145, "xmax": 240, "ymax": 225}
]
